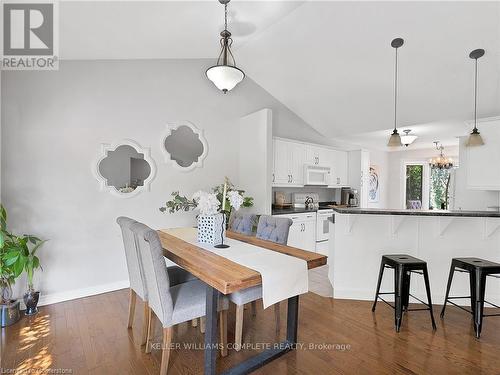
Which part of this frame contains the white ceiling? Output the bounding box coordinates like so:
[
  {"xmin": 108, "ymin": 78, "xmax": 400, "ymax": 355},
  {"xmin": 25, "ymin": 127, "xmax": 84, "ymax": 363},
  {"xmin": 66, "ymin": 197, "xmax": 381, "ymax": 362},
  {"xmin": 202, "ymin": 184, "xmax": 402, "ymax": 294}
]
[
  {"xmin": 59, "ymin": 1, "xmax": 304, "ymax": 59},
  {"xmin": 58, "ymin": 1, "xmax": 500, "ymax": 151},
  {"xmin": 237, "ymin": 1, "xmax": 500, "ymax": 148}
]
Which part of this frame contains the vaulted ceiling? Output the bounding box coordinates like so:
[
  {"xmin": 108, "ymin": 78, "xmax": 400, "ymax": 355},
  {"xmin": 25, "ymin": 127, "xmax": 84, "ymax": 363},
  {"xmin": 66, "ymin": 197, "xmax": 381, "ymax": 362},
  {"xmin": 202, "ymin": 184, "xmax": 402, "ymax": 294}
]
[
  {"xmin": 58, "ymin": 1, "xmax": 500, "ymax": 150},
  {"xmin": 237, "ymin": 1, "xmax": 500, "ymax": 147}
]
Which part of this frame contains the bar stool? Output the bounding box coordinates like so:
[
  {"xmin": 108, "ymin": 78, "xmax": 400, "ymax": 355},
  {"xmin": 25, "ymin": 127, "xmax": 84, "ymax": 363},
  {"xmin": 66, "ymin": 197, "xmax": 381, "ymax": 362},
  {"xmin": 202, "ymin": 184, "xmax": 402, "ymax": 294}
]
[
  {"xmin": 440, "ymin": 257, "xmax": 500, "ymax": 338},
  {"xmin": 372, "ymin": 254, "xmax": 437, "ymax": 332}
]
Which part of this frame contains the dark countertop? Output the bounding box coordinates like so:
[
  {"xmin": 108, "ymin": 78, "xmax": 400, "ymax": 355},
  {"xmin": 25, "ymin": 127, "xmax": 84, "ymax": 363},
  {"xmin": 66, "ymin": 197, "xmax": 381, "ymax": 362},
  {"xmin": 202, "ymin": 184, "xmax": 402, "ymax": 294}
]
[
  {"xmin": 331, "ymin": 207, "xmax": 500, "ymax": 218},
  {"xmin": 272, "ymin": 207, "xmax": 318, "ymax": 215}
]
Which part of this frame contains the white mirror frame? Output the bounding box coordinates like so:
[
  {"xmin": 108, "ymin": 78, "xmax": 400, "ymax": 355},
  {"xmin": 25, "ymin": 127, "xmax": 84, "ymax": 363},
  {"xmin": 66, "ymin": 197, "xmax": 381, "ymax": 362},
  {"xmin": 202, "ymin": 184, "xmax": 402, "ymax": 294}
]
[
  {"xmin": 161, "ymin": 121, "xmax": 208, "ymax": 172},
  {"xmin": 93, "ymin": 139, "xmax": 157, "ymax": 198}
]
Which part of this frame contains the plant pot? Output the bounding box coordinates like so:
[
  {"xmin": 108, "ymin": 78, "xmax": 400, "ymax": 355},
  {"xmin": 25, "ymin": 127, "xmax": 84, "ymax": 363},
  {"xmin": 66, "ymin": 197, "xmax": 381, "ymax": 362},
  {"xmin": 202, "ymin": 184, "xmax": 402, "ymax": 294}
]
[
  {"xmin": 23, "ymin": 290, "xmax": 40, "ymax": 316},
  {"xmin": 0, "ymin": 299, "xmax": 21, "ymax": 327}
]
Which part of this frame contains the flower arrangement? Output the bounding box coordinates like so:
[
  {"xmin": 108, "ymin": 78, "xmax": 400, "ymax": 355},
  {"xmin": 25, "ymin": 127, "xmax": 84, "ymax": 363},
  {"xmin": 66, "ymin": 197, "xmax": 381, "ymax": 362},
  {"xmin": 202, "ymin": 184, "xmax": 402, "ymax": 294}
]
[{"xmin": 159, "ymin": 177, "xmax": 253, "ymax": 216}]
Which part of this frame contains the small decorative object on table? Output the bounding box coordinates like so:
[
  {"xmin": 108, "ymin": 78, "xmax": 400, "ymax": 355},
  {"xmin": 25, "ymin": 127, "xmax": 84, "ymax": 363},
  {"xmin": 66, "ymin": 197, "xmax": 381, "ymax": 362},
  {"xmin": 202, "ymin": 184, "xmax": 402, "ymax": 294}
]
[{"xmin": 160, "ymin": 177, "xmax": 253, "ymax": 247}]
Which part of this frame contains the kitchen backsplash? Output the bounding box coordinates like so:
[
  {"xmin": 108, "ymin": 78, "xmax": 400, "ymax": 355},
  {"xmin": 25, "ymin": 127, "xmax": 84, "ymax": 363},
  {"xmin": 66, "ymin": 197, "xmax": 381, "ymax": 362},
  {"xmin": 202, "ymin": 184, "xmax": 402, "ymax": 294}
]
[{"xmin": 272, "ymin": 186, "xmax": 342, "ymax": 204}]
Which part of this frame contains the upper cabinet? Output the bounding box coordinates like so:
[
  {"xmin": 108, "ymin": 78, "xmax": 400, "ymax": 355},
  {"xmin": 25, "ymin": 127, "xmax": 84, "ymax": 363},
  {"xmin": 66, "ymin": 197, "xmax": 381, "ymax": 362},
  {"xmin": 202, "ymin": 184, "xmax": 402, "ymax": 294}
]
[
  {"xmin": 273, "ymin": 139, "xmax": 305, "ymax": 186},
  {"xmin": 330, "ymin": 150, "xmax": 349, "ymax": 186},
  {"xmin": 272, "ymin": 138, "xmax": 349, "ymax": 187},
  {"xmin": 305, "ymin": 145, "xmax": 331, "ymax": 166},
  {"xmin": 465, "ymin": 118, "xmax": 500, "ymax": 190}
]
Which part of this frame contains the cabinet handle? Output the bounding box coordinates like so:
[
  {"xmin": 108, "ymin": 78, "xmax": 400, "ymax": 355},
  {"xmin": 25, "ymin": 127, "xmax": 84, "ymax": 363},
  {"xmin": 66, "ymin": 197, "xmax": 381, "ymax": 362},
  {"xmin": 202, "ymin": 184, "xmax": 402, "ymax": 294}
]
[
  {"xmin": 290, "ymin": 174, "xmax": 293, "ymax": 183},
  {"xmin": 272, "ymin": 173, "xmax": 275, "ymax": 183}
]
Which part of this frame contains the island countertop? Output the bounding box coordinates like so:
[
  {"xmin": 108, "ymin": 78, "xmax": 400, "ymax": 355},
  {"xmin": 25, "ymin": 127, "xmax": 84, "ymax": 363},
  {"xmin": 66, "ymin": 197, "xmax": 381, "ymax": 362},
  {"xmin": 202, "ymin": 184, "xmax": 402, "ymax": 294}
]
[{"xmin": 331, "ymin": 206, "xmax": 500, "ymax": 218}]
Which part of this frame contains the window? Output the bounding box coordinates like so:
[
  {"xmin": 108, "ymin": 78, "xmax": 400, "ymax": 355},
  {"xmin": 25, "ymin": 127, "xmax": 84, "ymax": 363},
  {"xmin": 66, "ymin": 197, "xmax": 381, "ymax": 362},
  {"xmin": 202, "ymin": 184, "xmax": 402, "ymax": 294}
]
[
  {"xmin": 406, "ymin": 164, "xmax": 423, "ymax": 209},
  {"xmin": 401, "ymin": 161, "xmax": 430, "ymax": 210},
  {"xmin": 429, "ymin": 168, "xmax": 452, "ymax": 210}
]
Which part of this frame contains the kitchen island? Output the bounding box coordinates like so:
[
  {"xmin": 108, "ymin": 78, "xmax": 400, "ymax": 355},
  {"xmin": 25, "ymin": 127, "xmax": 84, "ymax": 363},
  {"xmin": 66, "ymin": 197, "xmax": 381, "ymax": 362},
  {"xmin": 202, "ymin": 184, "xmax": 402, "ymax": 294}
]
[{"xmin": 329, "ymin": 207, "xmax": 500, "ymax": 305}]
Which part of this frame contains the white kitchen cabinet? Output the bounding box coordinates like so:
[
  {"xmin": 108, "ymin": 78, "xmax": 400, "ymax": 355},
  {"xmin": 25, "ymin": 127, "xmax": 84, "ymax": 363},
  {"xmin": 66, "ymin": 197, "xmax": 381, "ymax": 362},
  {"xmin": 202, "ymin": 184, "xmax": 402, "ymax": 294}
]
[
  {"xmin": 305, "ymin": 145, "xmax": 330, "ymax": 166},
  {"xmin": 273, "ymin": 137, "xmax": 350, "ymax": 188},
  {"xmin": 275, "ymin": 212, "xmax": 316, "ymax": 252},
  {"xmin": 272, "ymin": 139, "xmax": 305, "ymax": 186},
  {"xmin": 330, "ymin": 150, "xmax": 349, "ymax": 186},
  {"xmin": 465, "ymin": 118, "xmax": 500, "ymax": 190},
  {"xmin": 273, "ymin": 139, "xmax": 290, "ymax": 184},
  {"xmin": 288, "ymin": 142, "xmax": 305, "ymax": 185}
]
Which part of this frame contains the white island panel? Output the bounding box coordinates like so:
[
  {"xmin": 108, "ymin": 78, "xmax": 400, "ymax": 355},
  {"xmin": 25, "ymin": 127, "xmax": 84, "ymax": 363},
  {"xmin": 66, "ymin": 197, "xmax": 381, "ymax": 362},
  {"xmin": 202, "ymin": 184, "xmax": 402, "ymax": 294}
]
[{"xmin": 330, "ymin": 213, "xmax": 500, "ymax": 305}]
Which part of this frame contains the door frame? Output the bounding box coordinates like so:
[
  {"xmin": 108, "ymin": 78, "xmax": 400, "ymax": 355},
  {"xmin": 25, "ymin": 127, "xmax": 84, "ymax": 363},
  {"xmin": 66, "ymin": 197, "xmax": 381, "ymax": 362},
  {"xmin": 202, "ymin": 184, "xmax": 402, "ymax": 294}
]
[{"xmin": 400, "ymin": 160, "xmax": 430, "ymax": 209}]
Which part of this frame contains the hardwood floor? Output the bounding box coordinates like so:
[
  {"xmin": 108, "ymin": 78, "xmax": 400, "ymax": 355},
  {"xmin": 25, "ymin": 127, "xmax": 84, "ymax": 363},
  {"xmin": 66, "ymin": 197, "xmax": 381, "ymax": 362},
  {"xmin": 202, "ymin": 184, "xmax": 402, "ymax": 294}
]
[{"xmin": 2, "ymin": 287, "xmax": 500, "ymax": 374}]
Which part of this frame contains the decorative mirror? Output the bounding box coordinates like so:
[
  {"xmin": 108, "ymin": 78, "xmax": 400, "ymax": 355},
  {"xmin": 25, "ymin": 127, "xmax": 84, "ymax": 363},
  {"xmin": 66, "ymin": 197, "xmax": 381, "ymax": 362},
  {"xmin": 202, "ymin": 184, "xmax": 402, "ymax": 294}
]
[
  {"xmin": 162, "ymin": 121, "xmax": 208, "ymax": 171},
  {"xmin": 93, "ymin": 139, "xmax": 156, "ymax": 198}
]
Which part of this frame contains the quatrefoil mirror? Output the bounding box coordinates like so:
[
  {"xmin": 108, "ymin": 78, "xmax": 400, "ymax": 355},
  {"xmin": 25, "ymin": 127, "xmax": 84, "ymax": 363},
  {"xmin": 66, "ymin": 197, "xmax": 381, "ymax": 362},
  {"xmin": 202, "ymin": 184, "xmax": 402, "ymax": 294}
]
[
  {"xmin": 93, "ymin": 140, "xmax": 156, "ymax": 198},
  {"xmin": 162, "ymin": 122, "xmax": 208, "ymax": 171}
]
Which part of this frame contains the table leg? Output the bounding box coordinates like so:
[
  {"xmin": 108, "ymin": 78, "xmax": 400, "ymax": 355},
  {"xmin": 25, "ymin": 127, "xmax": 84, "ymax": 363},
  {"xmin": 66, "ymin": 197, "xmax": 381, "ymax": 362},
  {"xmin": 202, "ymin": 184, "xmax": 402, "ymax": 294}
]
[
  {"xmin": 205, "ymin": 285, "xmax": 219, "ymax": 375},
  {"xmin": 221, "ymin": 295, "xmax": 300, "ymax": 375}
]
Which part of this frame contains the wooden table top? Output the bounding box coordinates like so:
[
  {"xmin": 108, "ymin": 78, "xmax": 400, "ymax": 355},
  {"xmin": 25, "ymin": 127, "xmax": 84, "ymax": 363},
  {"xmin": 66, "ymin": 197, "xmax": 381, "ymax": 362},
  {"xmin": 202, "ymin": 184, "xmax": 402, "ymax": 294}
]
[{"xmin": 158, "ymin": 228, "xmax": 327, "ymax": 295}]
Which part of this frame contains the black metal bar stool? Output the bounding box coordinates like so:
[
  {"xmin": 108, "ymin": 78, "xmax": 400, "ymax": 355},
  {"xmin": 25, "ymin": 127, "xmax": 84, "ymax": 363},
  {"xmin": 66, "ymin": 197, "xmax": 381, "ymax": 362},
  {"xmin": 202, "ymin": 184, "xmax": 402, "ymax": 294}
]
[
  {"xmin": 372, "ymin": 254, "xmax": 437, "ymax": 332},
  {"xmin": 440, "ymin": 257, "xmax": 500, "ymax": 338}
]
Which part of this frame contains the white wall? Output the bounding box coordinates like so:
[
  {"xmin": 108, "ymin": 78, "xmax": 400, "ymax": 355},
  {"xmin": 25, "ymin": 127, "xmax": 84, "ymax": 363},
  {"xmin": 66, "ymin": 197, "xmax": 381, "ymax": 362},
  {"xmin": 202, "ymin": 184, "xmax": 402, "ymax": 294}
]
[
  {"xmin": 238, "ymin": 109, "xmax": 273, "ymax": 215},
  {"xmin": 1, "ymin": 59, "xmax": 319, "ymax": 304},
  {"xmin": 386, "ymin": 146, "xmax": 459, "ymax": 209},
  {"xmin": 367, "ymin": 150, "xmax": 389, "ymax": 209}
]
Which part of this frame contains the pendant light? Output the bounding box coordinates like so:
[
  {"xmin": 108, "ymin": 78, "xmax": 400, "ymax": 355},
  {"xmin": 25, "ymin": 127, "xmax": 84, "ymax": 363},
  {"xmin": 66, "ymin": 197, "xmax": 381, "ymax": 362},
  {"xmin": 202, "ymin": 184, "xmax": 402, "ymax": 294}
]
[
  {"xmin": 467, "ymin": 49, "xmax": 485, "ymax": 146},
  {"xmin": 387, "ymin": 38, "xmax": 404, "ymax": 147},
  {"xmin": 206, "ymin": 0, "xmax": 245, "ymax": 94},
  {"xmin": 401, "ymin": 129, "xmax": 418, "ymax": 147}
]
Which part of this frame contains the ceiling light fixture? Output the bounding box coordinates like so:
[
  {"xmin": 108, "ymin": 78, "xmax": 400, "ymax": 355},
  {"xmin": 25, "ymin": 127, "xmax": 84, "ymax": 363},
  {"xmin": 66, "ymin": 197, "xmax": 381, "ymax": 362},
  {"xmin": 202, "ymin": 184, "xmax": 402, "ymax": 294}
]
[
  {"xmin": 401, "ymin": 129, "xmax": 417, "ymax": 147},
  {"xmin": 387, "ymin": 38, "xmax": 404, "ymax": 147},
  {"xmin": 206, "ymin": 0, "xmax": 245, "ymax": 94},
  {"xmin": 429, "ymin": 141, "xmax": 454, "ymax": 170},
  {"xmin": 467, "ymin": 48, "xmax": 485, "ymax": 146}
]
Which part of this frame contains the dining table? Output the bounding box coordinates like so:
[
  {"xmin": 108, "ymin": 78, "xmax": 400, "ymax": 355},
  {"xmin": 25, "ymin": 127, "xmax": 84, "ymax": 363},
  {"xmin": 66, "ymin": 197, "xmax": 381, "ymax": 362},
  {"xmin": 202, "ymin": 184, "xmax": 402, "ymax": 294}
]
[{"xmin": 158, "ymin": 228, "xmax": 328, "ymax": 375}]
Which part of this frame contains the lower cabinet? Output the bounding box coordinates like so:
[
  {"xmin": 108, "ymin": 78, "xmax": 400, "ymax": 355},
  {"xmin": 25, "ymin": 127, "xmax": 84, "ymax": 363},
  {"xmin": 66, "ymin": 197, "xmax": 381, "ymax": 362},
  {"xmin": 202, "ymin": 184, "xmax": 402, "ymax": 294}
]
[{"xmin": 274, "ymin": 212, "xmax": 316, "ymax": 252}]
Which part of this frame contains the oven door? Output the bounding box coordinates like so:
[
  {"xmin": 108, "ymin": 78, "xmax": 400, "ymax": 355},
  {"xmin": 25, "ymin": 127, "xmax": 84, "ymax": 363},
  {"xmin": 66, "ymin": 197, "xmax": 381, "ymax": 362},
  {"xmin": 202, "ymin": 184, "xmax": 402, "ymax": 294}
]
[{"xmin": 316, "ymin": 210, "xmax": 333, "ymax": 242}]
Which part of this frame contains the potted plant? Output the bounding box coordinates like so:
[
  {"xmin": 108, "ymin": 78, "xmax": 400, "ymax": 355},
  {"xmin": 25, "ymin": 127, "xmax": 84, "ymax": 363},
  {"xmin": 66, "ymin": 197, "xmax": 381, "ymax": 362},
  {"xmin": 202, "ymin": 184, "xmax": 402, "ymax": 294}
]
[
  {"xmin": 5, "ymin": 236, "xmax": 45, "ymax": 316},
  {"xmin": 0, "ymin": 204, "xmax": 45, "ymax": 318},
  {"xmin": 0, "ymin": 205, "xmax": 21, "ymax": 326},
  {"xmin": 159, "ymin": 177, "xmax": 254, "ymax": 245}
]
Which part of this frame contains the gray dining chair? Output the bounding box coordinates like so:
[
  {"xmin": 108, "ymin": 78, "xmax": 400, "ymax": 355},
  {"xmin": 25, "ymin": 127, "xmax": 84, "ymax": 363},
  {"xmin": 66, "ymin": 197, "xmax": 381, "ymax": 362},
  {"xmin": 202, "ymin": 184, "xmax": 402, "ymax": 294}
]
[
  {"xmin": 116, "ymin": 217, "xmax": 196, "ymax": 350},
  {"xmin": 229, "ymin": 212, "xmax": 258, "ymax": 235},
  {"xmin": 131, "ymin": 222, "xmax": 229, "ymax": 375},
  {"xmin": 229, "ymin": 214, "xmax": 293, "ymax": 351}
]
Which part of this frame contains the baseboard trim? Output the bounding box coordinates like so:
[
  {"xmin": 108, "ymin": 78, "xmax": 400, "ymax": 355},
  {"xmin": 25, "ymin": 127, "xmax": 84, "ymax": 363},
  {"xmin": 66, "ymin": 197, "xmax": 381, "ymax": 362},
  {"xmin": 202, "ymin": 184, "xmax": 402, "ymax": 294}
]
[{"xmin": 19, "ymin": 280, "xmax": 130, "ymax": 310}]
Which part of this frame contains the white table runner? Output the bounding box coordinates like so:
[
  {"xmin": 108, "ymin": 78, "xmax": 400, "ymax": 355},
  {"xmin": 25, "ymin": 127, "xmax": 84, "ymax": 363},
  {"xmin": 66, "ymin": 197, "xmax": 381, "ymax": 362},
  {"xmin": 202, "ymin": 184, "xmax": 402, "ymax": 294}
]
[{"xmin": 164, "ymin": 228, "xmax": 309, "ymax": 308}]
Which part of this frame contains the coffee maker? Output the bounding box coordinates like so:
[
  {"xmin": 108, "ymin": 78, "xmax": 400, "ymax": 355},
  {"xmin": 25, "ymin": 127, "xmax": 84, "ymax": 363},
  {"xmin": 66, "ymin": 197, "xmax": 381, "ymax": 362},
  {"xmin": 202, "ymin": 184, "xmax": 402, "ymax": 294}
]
[{"xmin": 341, "ymin": 188, "xmax": 359, "ymax": 207}]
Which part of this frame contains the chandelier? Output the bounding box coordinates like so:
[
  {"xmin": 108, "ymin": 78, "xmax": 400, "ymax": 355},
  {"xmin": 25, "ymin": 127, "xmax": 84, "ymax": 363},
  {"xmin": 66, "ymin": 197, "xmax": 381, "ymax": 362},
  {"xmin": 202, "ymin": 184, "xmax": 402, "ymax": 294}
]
[
  {"xmin": 429, "ymin": 142, "xmax": 454, "ymax": 169},
  {"xmin": 206, "ymin": 0, "xmax": 245, "ymax": 93}
]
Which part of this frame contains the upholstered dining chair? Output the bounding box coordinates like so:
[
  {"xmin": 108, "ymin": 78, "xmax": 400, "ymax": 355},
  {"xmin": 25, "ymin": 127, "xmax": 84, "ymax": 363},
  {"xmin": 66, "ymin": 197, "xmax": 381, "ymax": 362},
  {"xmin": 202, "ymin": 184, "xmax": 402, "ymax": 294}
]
[
  {"xmin": 229, "ymin": 212, "xmax": 258, "ymax": 236},
  {"xmin": 229, "ymin": 215, "xmax": 293, "ymax": 351},
  {"xmin": 116, "ymin": 217, "xmax": 196, "ymax": 350},
  {"xmin": 131, "ymin": 222, "xmax": 229, "ymax": 375}
]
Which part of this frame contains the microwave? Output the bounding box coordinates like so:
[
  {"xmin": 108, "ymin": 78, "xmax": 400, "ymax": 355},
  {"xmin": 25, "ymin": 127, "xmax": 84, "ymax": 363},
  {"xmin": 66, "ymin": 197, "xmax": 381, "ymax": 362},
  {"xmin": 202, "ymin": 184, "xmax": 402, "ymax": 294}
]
[{"xmin": 304, "ymin": 165, "xmax": 331, "ymax": 186}]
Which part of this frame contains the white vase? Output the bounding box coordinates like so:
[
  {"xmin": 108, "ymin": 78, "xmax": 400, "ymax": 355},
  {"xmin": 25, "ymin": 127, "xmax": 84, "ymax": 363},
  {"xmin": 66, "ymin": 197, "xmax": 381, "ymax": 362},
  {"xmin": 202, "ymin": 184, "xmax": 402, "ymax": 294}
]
[{"xmin": 197, "ymin": 213, "xmax": 226, "ymax": 245}]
